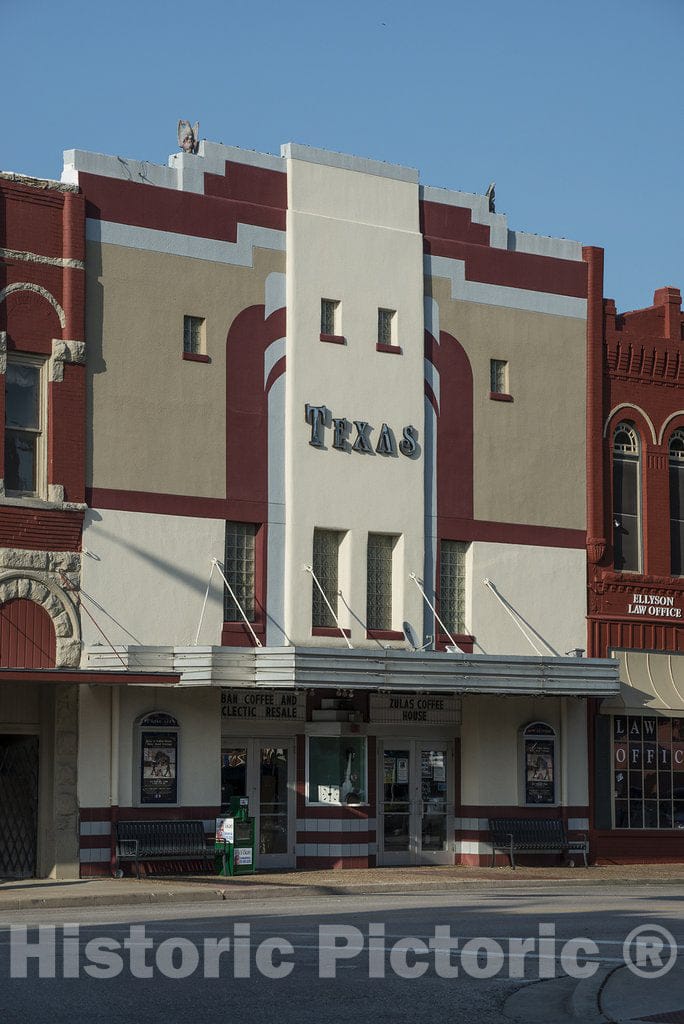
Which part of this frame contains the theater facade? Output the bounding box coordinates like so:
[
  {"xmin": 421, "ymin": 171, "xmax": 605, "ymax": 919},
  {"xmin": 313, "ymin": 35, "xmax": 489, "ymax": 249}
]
[{"xmin": 7, "ymin": 133, "xmax": 681, "ymax": 876}]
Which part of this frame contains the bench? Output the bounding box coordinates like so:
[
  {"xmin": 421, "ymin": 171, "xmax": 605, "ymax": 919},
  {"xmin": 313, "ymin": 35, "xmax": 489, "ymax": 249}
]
[
  {"xmin": 115, "ymin": 820, "xmax": 213, "ymax": 879},
  {"xmin": 488, "ymin": 817, "xmax": 588, "ymax": 869}
]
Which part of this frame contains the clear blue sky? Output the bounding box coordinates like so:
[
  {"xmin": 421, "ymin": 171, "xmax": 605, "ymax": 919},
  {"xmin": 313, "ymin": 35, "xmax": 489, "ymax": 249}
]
[{"xmin": 3, "ymin": 0, "xmax": 682, "ymax": 311}]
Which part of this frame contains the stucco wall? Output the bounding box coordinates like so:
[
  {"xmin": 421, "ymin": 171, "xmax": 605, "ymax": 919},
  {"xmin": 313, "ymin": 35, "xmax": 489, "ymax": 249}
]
[
  {"xmin": 460, "ymin": 695, "xmax": 588, "ymax": 808},
  {"xmin": 81, "ymin": 509, "xmax": 225, "ymax": 647},
  {"xmin": 429, "ymin": 277, "xmax": 586, "ymax": 531},
  {"xmin": 86, "ymin": 243, "xmax": 283, "ymax": 496},
  {"xmin": 79, "ymin": 684, "xmax": 221, "ymax": 808},
  {"xmin": 284, "ymin": 153, "xmax": 425, "ymax": 646},
  {"xmin": 468, "ymin": 542, "xmax": 587, "ymax": 658}
]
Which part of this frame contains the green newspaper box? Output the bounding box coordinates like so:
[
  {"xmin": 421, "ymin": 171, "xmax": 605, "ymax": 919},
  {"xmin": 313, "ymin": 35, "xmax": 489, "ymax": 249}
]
[{"xmin": 215, "ymin": 797, "xmax": 256, "ymax": 876}]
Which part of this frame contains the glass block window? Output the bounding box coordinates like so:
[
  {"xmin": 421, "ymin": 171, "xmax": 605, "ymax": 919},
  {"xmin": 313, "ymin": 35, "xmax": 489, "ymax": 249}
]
[
  {"xmin": 439, "ymin": 540, "xmax": 467, "ymax": 634},
  {"xmin": 613, "ymin": 421, "xmax": 641, "ymax": 572},
  {"xmin": 670, "ymin": 430, "xmax": 684, "ymax": 575},
  {"xmin": 320, "ymin": 299, "xmax": 339, "ymax": 336},
  {"xmin": 490, "ymin": 358, "xmax": 508, "ymax": 394},
  {"xmin": 224, "ymin": 522, "xmax": 256, "ymax": 621},
  {"xmin": 612, "ymin": 715, "xmax": 684, "ymax": 830},
  {"xmin": 366, "ymin": 534, "xmax": 396, "ymax": 630},
  {"xmin": 312, "ymin": 529, "xmax": 342, "ymax": 627},
  {"xmin": 183, "ymin": 315, "xmax": 205, "ymax": 354},
  {"xmin": 378, "ymin": 308, "xmax": 395, "ymax": 346},
  {"xmin": 4, "ymin": 359, "xmax": 43, "ymax": 495}
]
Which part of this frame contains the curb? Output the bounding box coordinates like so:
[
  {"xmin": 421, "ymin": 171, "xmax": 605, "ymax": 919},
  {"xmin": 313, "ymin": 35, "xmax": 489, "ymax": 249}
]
[{"xmin": 2, "ymin": 874, "xmax": 684, "ymax": 913}]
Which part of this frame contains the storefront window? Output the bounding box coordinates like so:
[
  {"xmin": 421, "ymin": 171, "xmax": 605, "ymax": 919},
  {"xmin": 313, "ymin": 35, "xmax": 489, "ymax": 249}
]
[
  {"xmin": 613, "ymin": 716, "xmax": 684, "ymax": 829},
  {"xmin": 522, "ymin": 723, "xmax": 556, "ymax": 805},
  {"xmin": 307, "ymin": 737, "xmax": 367, "ymax": 806}
]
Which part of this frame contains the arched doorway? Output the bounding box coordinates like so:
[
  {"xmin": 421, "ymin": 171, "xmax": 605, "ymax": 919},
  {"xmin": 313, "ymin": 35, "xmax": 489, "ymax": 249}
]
[{"xmin": 0, "ymin": 598, "xmax": 55, "ymax": 876}]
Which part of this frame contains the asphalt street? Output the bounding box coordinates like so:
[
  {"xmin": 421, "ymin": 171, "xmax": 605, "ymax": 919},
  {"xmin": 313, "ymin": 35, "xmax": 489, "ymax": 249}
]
[{"xmin": 1, "ymin": 885, "xmax": 682, "ymax": 1024}]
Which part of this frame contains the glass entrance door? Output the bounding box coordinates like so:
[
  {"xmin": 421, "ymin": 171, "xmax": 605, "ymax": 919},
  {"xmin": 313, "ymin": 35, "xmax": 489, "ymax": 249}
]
[
  {"xmin": 379, "ymin": 740, "xmax": 454, "ymax": 865},
  {"xmin": 221, "ymin": 738, "xmax": 295, "ymax": 869}
]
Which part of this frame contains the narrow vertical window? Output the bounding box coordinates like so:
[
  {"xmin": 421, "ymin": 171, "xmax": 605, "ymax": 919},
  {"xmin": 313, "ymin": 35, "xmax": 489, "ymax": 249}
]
[
  {"xmin": 224, "ymin": 522, "xmax": 256, "ymax": 621},
  {"xmin": 613, "ymin": 422, "xmax": 641, "ymax": 572},
  {"xmin": 377, "ymin": 308, "xmax": 396, "ymax": 347},
  {"xmin": 320, "ymin": 299, "xmax": 340, "ymax": 337},
  {"xmin": 366, "ymin": 533, "xmax": 396, "ymax": 631},
  {"xmin": 4, "ymin": 358, "xmax": 44, "ymax": 496},
  {"xmin": 490, "ymin": 359, "xmax": 509, "ymax": 395},
  {"xmin": 439, "ymin": 540, "xmax": 468, "ymax": 634},
  {"xmin": 312, "ymin": 529, "xmax": 342, "ymax": 627},
  {"xmin": 183, "ymin": 315, "xmax": 205, "ymax": 355},
  {"xmin": 669, "ymin": 429, "xmax": 684, "ymax": 575}
]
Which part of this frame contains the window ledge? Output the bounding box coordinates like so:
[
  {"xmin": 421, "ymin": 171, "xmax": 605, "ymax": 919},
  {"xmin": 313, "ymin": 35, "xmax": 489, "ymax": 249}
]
[
  {"xmin": 320, "ymin": 333, "xmax": 346, "ymax": 345},
  {"xmin": 437, "ymin": 633, "xmax": 475, "ymax": 653},
  {"xmin": 366, "ymin": 629, "xmax": 404, "ymax": 641},
  {"xmin": 376, "ymin": 343, "xmax": 402, "ymax": 355},
  {"xmin": 312, "ymin": 626, "xmax": 352, "ymax": 638},
  {"xmin": 0, "ymin": 494, "xmax": 86, "ymax": 512},
  {"xmin": 489, "ymin": 391, "xmax": 513, "ymax": 402},
  {"xmin": 183, "ymin": 352, "xmax": 211, "ymax": 363}
]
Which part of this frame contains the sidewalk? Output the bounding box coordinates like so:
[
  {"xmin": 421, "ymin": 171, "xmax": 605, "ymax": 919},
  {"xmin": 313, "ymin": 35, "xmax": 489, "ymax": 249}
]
[{"xmin": 1, "ymin": 862, "xmax": 683, "ymax": 912}]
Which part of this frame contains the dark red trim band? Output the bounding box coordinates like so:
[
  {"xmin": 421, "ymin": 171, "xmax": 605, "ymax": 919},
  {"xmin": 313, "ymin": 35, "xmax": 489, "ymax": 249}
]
[
  {"xmin": 489, "ymin": 391, "xmax": 513, "ymax": 402},
  {"xmin": 366, "ymin": 629, "xmax": 404, "ymax": 640},
  {"xmin": 375, "ymin": 344, "xmax": 402, "ymax": 355},
  {"xmin": 320, "ymin": 333, "xmax": 346, "ymax": 345},
  {"xmin": 182, "ymin": 352, "xmax": 211, "ymax": 363}
]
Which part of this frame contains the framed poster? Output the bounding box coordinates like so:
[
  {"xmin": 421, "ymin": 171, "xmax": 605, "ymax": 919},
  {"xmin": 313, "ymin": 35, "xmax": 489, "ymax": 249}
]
[
  {"xmin": 140, "ymin": 730, "xmax": 178, "ymax": 804},
  {"xmin": 524, "ymin": 738, "xmax": 555, "ymax": 804}
]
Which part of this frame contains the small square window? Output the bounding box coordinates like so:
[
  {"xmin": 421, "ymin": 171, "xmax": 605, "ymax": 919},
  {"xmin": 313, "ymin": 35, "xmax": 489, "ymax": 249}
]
[
  {"xmin": 378, "ymin": 308, "xmax": 396, "ymax": 347},
  {"xmin": 183, "ymin": 315, "xmax": 205, "ymax": 355},
  {"xmin": 320, "ymin": 299, "xmax": 340, "ymax": 337},
  {"xmin": 490, "ymin": 359, "xmax": 509, "ymax": 395}
]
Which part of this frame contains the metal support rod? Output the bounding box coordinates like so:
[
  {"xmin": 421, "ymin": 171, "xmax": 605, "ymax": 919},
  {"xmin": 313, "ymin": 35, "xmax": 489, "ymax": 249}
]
[
  {"xmin": 304, "ymin": 565, "xmax": 354, "ymax": 649},
  {"xmin": 194, "ymin": 560, "xmax": 216, "ymax": 646},
  {"xmin": 211, "ymin": 559, "xmax": 263, "ymax": 647},
  {"xmin": 482, "ymin": 578, "xmax": 553, "ymax": 657},
  {"xmin": 408, "ymin": 572, "xmax": 459, "ymax": 650}
]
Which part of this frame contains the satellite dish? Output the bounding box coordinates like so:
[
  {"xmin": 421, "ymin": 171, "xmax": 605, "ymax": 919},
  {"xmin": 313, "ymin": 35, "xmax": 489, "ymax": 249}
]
[{"xmin": 403, "ymin": 621, "xmax": 420, "ymax": 651}]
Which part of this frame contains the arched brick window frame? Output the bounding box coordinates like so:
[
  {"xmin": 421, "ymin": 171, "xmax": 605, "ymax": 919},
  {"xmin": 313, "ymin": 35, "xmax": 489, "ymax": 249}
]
[{"xmin": 0, "ymin": 573, "xmax": 80, "ymax": 666}]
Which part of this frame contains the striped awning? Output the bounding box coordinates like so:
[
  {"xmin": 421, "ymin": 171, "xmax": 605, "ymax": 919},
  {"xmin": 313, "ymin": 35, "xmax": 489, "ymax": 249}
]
[{"xmin": 600, "ymin": 650, "xmax": 684, "ymax": 712}]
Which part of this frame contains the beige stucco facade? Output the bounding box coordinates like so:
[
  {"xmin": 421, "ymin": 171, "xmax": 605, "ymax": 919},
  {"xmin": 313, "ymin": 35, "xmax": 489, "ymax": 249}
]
[
  {"xmin": 87, "ymin": 243, "xmax": 284, "ymax": 496},
  {"xmin": 283, "ymin": 150, "xmax": 426, "ymax": 647},
  {"xmin": 429, "ymin": 276, "xmax": 587, "ymax": 531}
]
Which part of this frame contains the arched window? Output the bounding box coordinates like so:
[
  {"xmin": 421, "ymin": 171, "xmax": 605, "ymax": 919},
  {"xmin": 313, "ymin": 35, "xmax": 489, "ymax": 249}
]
[
  {"xmin": 669, "ymin": 429, "xmax": 684, "ymax": 575},
  {"xmin": 612, "ymin": 421, "xmax": 641, "ymax": 572}
]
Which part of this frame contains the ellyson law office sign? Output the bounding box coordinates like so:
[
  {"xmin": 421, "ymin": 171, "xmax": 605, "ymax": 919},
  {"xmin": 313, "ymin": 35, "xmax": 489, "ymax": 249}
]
[{"xmin": 626, "ymin": 593, "xmax": 682, "ymax": 619}]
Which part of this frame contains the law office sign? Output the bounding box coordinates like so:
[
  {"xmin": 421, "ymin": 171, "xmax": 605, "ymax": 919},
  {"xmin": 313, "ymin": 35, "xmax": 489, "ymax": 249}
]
[{"xmin": 626, "ymin": 593, "xmax": 682, "ymax": 619}]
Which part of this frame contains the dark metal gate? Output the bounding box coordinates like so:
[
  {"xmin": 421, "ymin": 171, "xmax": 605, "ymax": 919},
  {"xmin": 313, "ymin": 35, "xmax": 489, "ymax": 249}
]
[{"xmin": 0, "ymin": 735, "xmax": 39, "ymax": 878}]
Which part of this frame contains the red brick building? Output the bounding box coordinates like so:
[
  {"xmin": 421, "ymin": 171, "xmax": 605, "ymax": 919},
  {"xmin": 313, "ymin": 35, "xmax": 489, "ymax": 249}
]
[{"xmin": 585, "ymin": 245, "xmax": 684, "ymax": 861}]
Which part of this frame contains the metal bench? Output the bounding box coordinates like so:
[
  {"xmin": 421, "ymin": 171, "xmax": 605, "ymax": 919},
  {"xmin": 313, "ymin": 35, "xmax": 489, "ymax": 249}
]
[
  {"xmin": 115, "ymin": 820, "xmax": 212, "ymax": 878},
  {"xmin": 488, "ymin": 817, "xmax": 588, "ymax": 869}
]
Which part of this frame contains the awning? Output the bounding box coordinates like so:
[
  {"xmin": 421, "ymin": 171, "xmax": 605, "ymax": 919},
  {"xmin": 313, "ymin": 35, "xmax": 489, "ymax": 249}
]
[
  {"xmin": 0, "ymin": 668, "xmax": 180, "ymax": 686},
  {"xmin": 600, "ymin": 650, "xmax": 684, "ymax": 712}
]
